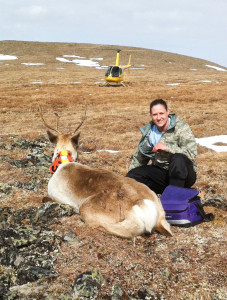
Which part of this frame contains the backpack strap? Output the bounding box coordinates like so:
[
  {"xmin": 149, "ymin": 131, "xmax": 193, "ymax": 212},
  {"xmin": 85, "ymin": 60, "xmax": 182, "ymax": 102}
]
[{"xmin": 195, "ymin": 203, "xmax": 215, "ymax": 222}]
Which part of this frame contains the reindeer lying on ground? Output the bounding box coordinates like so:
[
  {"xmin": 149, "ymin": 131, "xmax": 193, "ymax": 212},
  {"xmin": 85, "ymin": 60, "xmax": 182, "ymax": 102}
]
[{"xmin": 39, "ymin": 106, "xmax": 172, "ymax": 239}]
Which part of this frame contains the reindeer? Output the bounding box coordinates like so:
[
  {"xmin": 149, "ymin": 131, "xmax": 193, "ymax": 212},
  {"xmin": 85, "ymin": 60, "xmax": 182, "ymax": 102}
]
[{"xmin": 39, "ymin": 106, "xmax": 172, "ymax": 239}]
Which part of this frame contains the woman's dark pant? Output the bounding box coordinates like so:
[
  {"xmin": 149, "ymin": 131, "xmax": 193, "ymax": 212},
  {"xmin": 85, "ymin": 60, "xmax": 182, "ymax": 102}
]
[{"xmin": 126, "ymin": 153, "xmax": 196, "ymax": 194}]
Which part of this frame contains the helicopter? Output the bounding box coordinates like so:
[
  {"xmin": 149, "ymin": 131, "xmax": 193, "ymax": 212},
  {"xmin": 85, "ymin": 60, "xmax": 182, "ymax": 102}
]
[{"xmin": 103, "ymin": 49, "xmax": 131, "ymax": 86}]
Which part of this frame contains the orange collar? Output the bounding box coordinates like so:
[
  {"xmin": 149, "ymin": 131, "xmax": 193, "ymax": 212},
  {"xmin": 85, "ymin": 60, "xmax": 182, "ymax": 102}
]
[{"xmin": 50, "ymin": 150, "xmax": 73, "ymax": 174}]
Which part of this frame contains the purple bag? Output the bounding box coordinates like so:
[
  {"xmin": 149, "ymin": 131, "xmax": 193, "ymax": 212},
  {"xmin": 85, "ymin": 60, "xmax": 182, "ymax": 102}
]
[{"xmin": 160, "ymin": 185, "xmax": 214, "ymax": 227}]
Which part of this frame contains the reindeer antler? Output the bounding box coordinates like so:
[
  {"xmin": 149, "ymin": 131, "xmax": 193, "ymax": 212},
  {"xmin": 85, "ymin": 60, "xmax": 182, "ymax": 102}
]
[
  {"xmin": 74, "ymin": 104, "xmax": 87, "ymax": 133},
  {"xmin": 54, "ymin": 112, "xmax": 60, "ymax": 132},
  {"xmin": 38, "ymin": 105, "xmax": 60, "ymax": 134}
]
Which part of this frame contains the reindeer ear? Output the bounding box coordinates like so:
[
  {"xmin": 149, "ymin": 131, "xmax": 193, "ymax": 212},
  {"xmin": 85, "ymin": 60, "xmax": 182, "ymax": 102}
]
[
  {"xmin": 47, "ymin": 130, "xmax": 58, "ymax": 144},
  {"xmin": 71, "ymin": 132, "xmax": 80, "ymax": 148}
]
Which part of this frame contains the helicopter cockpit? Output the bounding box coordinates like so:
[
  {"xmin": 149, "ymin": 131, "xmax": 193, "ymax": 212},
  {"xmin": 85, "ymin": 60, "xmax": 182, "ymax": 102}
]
[{"xmin": 105, "ymin": 66, "xmax": 123, "ymax": 77}]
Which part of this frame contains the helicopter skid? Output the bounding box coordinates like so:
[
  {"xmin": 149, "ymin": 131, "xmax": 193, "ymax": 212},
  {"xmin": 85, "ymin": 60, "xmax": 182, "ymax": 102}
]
[{"xmin": 100, "ymin": 81, "xmax": 127, "ymax": 87}]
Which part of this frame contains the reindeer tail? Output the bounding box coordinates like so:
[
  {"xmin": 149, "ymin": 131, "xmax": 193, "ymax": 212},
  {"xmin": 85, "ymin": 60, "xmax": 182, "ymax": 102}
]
[{"xmin": 103, "ymin": 199, "xmax": 172, "ymax": 238}]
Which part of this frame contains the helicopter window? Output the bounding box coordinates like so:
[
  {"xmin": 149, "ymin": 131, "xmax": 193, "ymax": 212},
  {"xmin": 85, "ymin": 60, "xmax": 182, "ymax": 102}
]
[
  {"xmin": 105, "ymin": 66, "xmax": 112, "ymax": 77},
  {"xmin": 111, "ymin": 66, "xmax": 120, "ymax": 77}
]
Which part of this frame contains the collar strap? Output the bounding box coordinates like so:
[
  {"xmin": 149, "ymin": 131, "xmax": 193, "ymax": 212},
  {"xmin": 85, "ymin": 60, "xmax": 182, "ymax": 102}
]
[{"xmin": 50, "ymin": 150, "xmax": 73, "ymax": 174}]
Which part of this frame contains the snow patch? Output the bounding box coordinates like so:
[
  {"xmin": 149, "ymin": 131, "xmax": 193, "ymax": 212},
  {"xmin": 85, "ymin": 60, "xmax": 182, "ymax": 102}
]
[
  {"xmin": 205, "ymin": 65, "xmax": 226, "ymax": 72},
  {"xmin": 131, "ymin": 67, "xmax": 144, "ymax": 70},
  {"xmin": 90, "ymin": 57, "xmax": 103, "ymax": 61},
  {"xmin": 97, "ymin": 149, "xmax": 120, "ymax": 154},
  {"xmin": 196, "ymin": 80, "xmax": 212, "ymax": 83},
  {"xmin": 22, "ymin": 63, "xmax": 45, "ymax": 66},
  {"xmin": 64, "ymin": 55, "xmax": 85, "ymax": 59},
  {"xmin": 72, "ymin": 59, "xmax": 100, "ymax": 67},
  {"xmin": 167, "ymin": 83, "xmax": 181, "ymax": 86},
  {"xmin": 82, "ymin": 149, "xmax": 121, "ymax": 154},
  {"xmin": 56, "ymin": 55, "xmax": 106, "ymax": 69},
  {"xmin": 56, "ymin": 55, "xmax": 107, "ymax": 69},
  {"xmin": 196, "ymin": 135, "xmax": 227, "ymax": 152},
  {"xmin": 0, "ymin": 54, "xmax": 18, "ymax": 61}
]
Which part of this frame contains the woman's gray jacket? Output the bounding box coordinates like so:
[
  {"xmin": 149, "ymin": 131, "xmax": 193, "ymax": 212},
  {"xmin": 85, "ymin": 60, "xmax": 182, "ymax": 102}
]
[{"xmin": 129, "ymin": 114, "xmax": 197, "ymax": 172}]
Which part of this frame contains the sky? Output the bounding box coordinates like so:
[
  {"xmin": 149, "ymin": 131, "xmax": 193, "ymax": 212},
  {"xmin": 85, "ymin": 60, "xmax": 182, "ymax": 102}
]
[{"xmin": 0, "ymin": 0, "xmax": 227, "ymax": 67}]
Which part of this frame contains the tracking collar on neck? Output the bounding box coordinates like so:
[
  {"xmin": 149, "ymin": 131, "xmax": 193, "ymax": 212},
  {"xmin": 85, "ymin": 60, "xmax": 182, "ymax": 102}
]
[{"xmin": 50, "ymin": 150, "xmax": 73, "ymax": 174}]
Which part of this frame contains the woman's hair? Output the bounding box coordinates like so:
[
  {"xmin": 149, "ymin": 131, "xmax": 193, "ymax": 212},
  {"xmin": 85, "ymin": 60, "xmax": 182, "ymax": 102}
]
[{"xmin": 150, "ymin": 99, "xmax": 168, "ymax": 113}]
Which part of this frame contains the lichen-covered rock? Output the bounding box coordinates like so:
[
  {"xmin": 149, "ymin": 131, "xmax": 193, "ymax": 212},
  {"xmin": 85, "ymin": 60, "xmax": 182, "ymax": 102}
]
[
  {"xmin": 17, "ymin": 265, "xmax": 56, "ymax": 285},
  {"xmin": 0, "ymin": 269, "xmax": 18, "ymax": 300},
  {"xmin": 203, "ymin": 197, "xmax": 225, "ymax": 209},
  {"xmin": 137, "ymin": 288, "xmax": 158, "ymax": 300},
  {"xmin": 0, "ymin": 136, "xmax": 52, "ymax": 196},
  {"xmin": 10, "ymin": 136, "xmax": 49, "ymax": 151},
  {"xmin": 1, "ymin": 291, "xmax": 19, "ymax": 300},
  {"xmin": 0, "ymin": 207, "xmax": 35, "ymax": 228},
  {"xmin": 0, "ymin": 226, "xmax": 39, "ymax": 248},
  {"xmin": 73, "ymin": 269, "xmax": 104, "ymax": 299},
  {"xmin": 57, "ymin": 293, "xmax": 74, "ymax": 300},
  {"xmin": 0, "ymin": 183, "xmax": 13, "ymax": 196},
  {"xmin": 111, "ymin": 284, "xmax": 125, "ymax": 300},
  {"xmin": 0, "ymin": 222, "xmax": 60, "ymax": 294},
  {"xmin": 161, "ymin": 268, "xmax": 171, "ymax": 280},
  {"xmin": 0, "ymin": 207, "xmax": 12, "ymax": 223},
  {"xmin": 0, "ymin": 200, "xmax": 81, "ymax": 296},
  {"xmin": 63, "ymin": 231, "xmax": 79, "ymax": 244},
  {"xmin": 9, "ymin": 137, "xmax": 52, "ymax": 169},
  {"xmin": 35, "ymin": 202, "xmax": 77, "ymax": 224}
]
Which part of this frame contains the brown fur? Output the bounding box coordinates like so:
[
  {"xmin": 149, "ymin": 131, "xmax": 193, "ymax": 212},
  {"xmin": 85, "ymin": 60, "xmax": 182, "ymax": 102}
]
[{"xmin": 47, "ymin": 132, "xmax": 173, "ymax": 238}]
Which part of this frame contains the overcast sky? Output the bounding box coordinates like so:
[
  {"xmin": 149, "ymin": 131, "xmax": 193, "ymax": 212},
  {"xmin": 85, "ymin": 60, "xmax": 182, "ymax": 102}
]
[{"xmin": 0, "ymin": 0, "xmax": 226, "ymax": 67}]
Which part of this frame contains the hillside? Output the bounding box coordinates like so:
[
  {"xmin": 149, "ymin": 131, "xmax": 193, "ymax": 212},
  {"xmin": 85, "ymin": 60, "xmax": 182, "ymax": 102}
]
[{"xmin": 0, "ymin": 40, "xmax": 226, "ymax": 299}]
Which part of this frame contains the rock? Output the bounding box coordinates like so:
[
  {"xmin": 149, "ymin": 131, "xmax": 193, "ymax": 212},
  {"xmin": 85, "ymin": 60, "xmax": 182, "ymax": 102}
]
[
  {"xmin": 1, "ymin": 291, "xmax": 19, "ymax": 300},
  {"xmin": 0, "ymin": 207, "xmax": 12, "ymax": 223},
  {"xmin": 17, "ymin": 265, "xmax": 56, "ymax": 285},
  {"xmin": 161, "ymin": 268, "xmax": 171, "ymax": 280},
  {"xmin": 137, "ymin": 288, "xmax": 158, "ymax": 300},
  {"xmin": 0, "ymin": 183, "xmax": 13, "ymax": 196},
  {"xmin": 0, "ymin": 224, "xmax": 59, "ymax": 290},
  {"xmin": 203, "ymin": 197, "xmax": 225, "ymax": 208},
  {"xmin": 111, "ymin": 284, "xmax": 125, "ymax": 300},
  {"xmin": 0, "ymin": 284, "xmax": 8, "ymax": 300},
  {"xmin": 0, "ymin": 270, "xmax": 17, "ymax": 300},
  {"xmin": 58, "ymin": 294, "xmax": 74, "ymax": 300},
  {"xmin": 8, "ymin": 281, "xmax": 51, "ymax": 299},
  {"xmin": 0, "ymin": 207, "xmax": 36, "ymax": 227},
  {"xmin": 35, "ymin": 202, "xmax": 77, "ymax": 224},
  {"xmin": 10, "ymin": 136, "xmax": 49, "ymax": 151},
  {"xmin": 63, "ymin": 231, "xmax": 79, "ymax": 244},
  {"xmin": 73, "ymin": 269, "xmax": 104, "ymax": 299}
]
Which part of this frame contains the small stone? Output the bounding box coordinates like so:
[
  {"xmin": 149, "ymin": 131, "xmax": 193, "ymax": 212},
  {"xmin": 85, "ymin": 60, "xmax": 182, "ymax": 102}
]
[
  {"xmin": 162, "ymin": 268, "xmax": 171, "ymax": 280},
  {"xmin": 203, "ymin": 197, "xmax": 224, "ymax": 208},
  {"xmin": 73, "ymin": 269, "xmax": 104, "ymax": 299},
  {"xmin": 57, "ymin": 294, "xmax": 73, "ymax": 300},
  {"xmin": 14, "ymin": 255, "xmax": 24, "ymax": 267},
  {"xmin": 63, "ymin": 231, "xmax": 79, "ymax": 244},
  {"xmin": 137, "ymin": 288, "xmax": 158, "ymax": 300},
  {"xmin": 111, "ymin": 284, "xmax": 125, "ymax": 300}
]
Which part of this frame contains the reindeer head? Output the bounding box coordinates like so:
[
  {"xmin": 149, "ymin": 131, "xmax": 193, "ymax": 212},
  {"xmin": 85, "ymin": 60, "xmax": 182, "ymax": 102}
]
[{"xmin": 38, "ymin": 105, "xmax": 86, "ymax": 162}]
